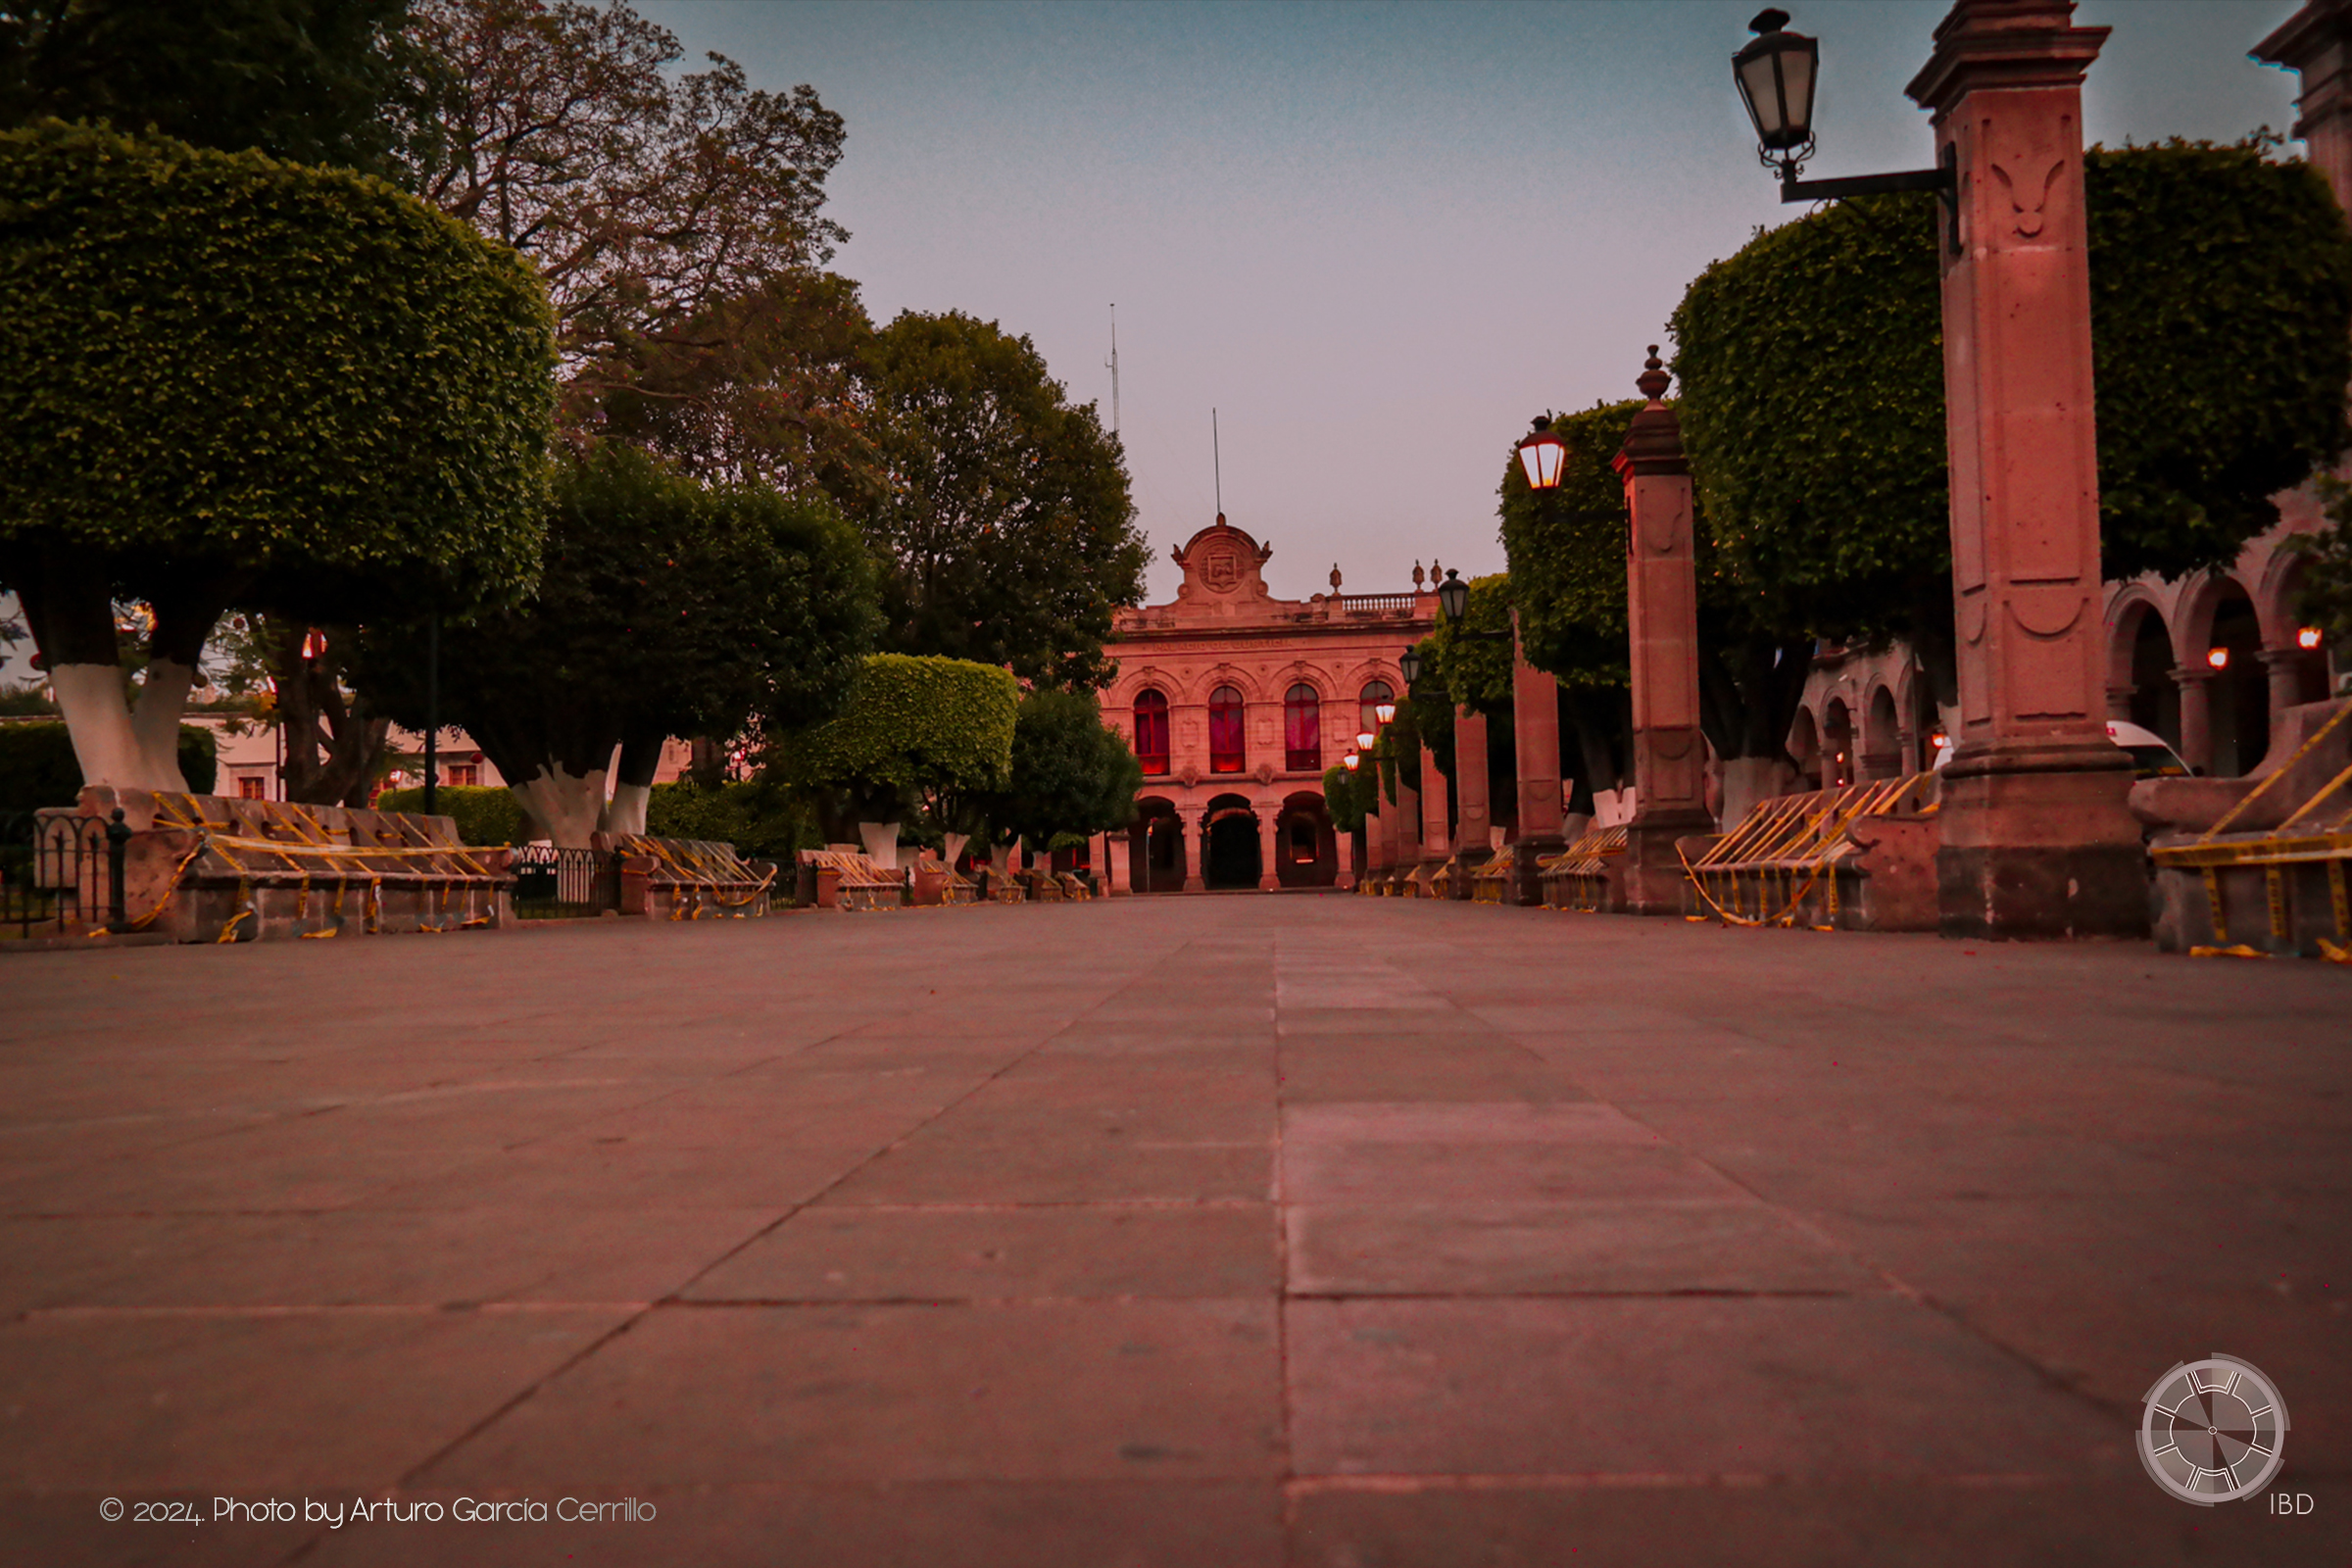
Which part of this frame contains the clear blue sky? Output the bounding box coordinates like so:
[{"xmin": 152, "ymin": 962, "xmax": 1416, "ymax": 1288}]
[{"xmin": 640, "ymin": 0, "xmax": 2309, "ymax": 604}]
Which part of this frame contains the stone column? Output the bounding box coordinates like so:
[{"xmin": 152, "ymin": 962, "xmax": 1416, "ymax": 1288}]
[
  {"xmin": 1906, "ymin": 0, "xmax": 2145, "ymax": 938},
  {"xmin": 1181, "ymin": 811, "xmax": 1204, "ymax": 893},
  {"xmin": 1394, "ymin": 770, "xmax": 1422, "ymax": 892},
  {"xmin": 1257, "ymin": 806, "xmax": 1282, "ymax": 891},
  {"xmin": 1106, "ymin": 830, "xmax": 1132, "ymax": 895},
  {"xmin": 1366, "ymin": 796, "xmax": 1390, "ymax": 879},
  {"xmin": 1447, "ymin": 706, "xmax": 1494, "ymax": 897},
  {"xmin": 2264, "ymin": 646, "xmax": 2311, "ymax": 726},
  {"xmin": 1611, "ymin": 348, "xmax": 1716, "ymax": 915},
  {"xmin": 2174, "ymin": 668, "xmax": 2214, "ymax": 775},
  {"xmin": 1335, "ymin": 821, "xmax": 1356, "ymax": 889},
  {"xmin": 2105, "ymin": 683, "xmax": 2136, "ymax": 722},
  {"xmin": 1419, "ymin": 741, "xmax": 1450, "ymax": 865},
  {"xmin": 1508, "ymin": 619, "xmax": 1565, "ymax": 906}
]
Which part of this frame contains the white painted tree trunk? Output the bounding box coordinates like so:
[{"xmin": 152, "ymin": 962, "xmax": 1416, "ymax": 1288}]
[
  {"xmin": 130, "ymin": 659, "xmax": 195, "ymax": 792},
  {"xmin": 857, "ymin": 820, "xmax": 901, "ymax": 869},
  {"xmin": 49, "ymin": 663, "xmax": 147, "ymax": 791},
  {"xmin": 943, "ymin": 831, "xmax": 969, "ymax": 870},
  {"xmin": 511, "ymin": 766, "xmax": 611, "ymax": 849},
  {"xmin": 601, "ymin": 781, "xmax": 651, "ymax": 837},
  {"xmin": 1719, "ymin": 756, "xmax": 1798, "ymax": 829}
]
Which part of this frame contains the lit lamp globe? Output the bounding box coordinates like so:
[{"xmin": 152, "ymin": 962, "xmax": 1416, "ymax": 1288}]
[
  {"xmin": 1515, "ymin": 416, "xmax": 1567, "ymax": 492},
  {"xmin": 1343, "ymin": 753, "xmax": 1360, "ymax": 772},
  {"xmin": 1437, "ymin": 567, "xmax": 1469, "ymax": 623},
  {"xmin": 1356, "ymin": 729, "xmax": 1376, "ymax": 752},
  {"xmin": 1732, "ymin": 7, "xmax": 1818, "ymax": 176},
  {"xmin": 1398, "ymin": 645, "xmax": 1424, "ymax": 685},
  {"xmin": 1375, "ymin": 702, "xmax": 1396, "ymax": 726}
]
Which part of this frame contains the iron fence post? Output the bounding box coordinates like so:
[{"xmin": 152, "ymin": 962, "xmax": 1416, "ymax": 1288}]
[{"xmin": 105, "ymin": 808, "xmax": 131, "ymax": 930}]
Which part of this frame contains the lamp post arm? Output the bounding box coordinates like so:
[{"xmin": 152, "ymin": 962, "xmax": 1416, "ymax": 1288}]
[{"xmin": 1780, "ymin": 143, "xmax": 1960, "ymax": 251}]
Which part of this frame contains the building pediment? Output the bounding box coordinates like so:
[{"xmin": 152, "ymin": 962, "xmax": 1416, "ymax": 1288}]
[{"xmin": 1171, "ymin": 515, "xmax": 1275, "ymax": 606}]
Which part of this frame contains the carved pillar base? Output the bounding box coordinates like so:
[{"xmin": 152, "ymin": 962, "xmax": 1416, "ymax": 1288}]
[
  {"xmin": 1623, "ymin": 808, "xmax": 1714, "ymax": 916},
  {"xmin": 1936, "ymin": 743, "xmax": 2148, "ymax": 939},
  {"xmin": 1444, "ymin": 846, "xmax": 1492, "ymax": 900},
  {"xmin": 1507, "ymin": 834, "xmax": 1561, "ymax": 906}
]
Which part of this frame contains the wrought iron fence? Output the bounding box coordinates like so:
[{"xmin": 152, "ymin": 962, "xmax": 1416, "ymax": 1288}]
[
  {"xmin": 0, "ymin": 810, "xmax": 123, "ymax": 941},
  {"xmin": 510, "ymin": 843, "xmax": 621, "ymax": 917}
]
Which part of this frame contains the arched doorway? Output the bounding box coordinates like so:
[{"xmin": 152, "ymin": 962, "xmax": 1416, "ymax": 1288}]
[
  {"xmin": 2207, "ymin": 583, "xmax": 2268, "ymax": 777},
  {"xmin": 1278, "ymin": 791, "xmax": 1336, "ymax": 887},
  {"xmin": 1203, "ymin": 795, "xmax": 1260, "ymax": 888},
  {"xmin": 1862, "ymin": 687, "xmax": 1902, "ymax": 780},
  {"xmin": 1822, "ymin": 699, "xmax": 1854, "ymax": 788},
  {"xmin": 2124, "ymin": 603, "xmax": 2181, "ymax": 750},
  {"xmin": 1129, "ymin": 797, "xmax": 1183, "ymax": 893}
]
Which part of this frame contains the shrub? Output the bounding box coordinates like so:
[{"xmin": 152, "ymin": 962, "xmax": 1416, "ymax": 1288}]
[
  {"xmin": 0, "ymin": 721, "xmax": 213, "ymax": 812},
  {"xmin": 373, "ymin": 783, "xmax": 526, "ymax": 846},
  {"xmin": 645, "ymin": 778, "xmax": 814, "ymax": 862}
]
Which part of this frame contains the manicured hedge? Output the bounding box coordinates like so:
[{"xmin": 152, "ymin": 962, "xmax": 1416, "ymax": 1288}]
[
  {"xmin": 0, "ymin": 721, "xmax": 214, "ymax": 812},
  {"xmin": 0, "ymin": 122, "xmax": 555, "ymax": 616},
  {"xmin": 645, "ymin": 778, "xmax": 814, "ymax": 862},
  {"xmin": 373, "ymin": 784, "xmax": 526, "ymax": 846},
  {"xmin": 777, "ymin": 654, "xmax": 1018, "ymax": 809}
]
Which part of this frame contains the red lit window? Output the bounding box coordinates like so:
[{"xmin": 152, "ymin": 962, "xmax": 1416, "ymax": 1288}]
[
  {"xmin": 1133, "ymin": 689, "xmax": 1169, "ymax": 774},
  {"xmin": 1209, "ymin": 686, "xmax": 1246, "ymax": 773},
  {"xmin": 1285, "ymin": 683, "xmax": 1321, "ymax": 771},
  {"xmin": 1359, "ymin": 680, "xmax": 1394, "ymax": 737}
]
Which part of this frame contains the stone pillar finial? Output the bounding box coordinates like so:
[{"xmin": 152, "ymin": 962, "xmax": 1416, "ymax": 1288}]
[{"xmin": 1636, "ymin": 345, "xmax": 1670, "ymax": 403}]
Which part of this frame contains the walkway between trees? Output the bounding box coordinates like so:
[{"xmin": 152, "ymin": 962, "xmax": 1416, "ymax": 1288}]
[{"xmin": 2, "ymin": 900, "xmax": 2344, "ymax": 1565}]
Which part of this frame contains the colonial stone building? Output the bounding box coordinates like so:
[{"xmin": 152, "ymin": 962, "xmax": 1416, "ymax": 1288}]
[{"xmin": 1096, "ymin": 515, "xmax": 1435, "ymax": 891}]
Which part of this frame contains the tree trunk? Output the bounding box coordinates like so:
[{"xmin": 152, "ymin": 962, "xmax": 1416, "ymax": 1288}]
[
  {"xmin": 512, "ymin": 764, "xmax": 611, "ymax": 849},
  {"xmin": 599, "ymin": 731, "xmax": 667, "ymax": 836},
  {"xmin": 11, "ymin": 544, "xmax": 155, "ymax": 789},
  {"xmin": 270, "ymin": 626, "xmax": 392, "ymax": 808}
]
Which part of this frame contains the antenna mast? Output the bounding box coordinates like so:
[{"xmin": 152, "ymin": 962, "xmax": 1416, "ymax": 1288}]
[
  {"xmin": 1212, "ymin": 408, "xmax": 1222, "ymax": 515},
  {"xmin": 1104, "ymin": 305, "xmax": 1119, "ymax": 436}
]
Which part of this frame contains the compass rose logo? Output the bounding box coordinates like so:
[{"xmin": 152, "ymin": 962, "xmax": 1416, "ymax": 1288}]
[{"xmin": 2137, "ymin": 1354, "xmax": 2289, "ymax": 1505}]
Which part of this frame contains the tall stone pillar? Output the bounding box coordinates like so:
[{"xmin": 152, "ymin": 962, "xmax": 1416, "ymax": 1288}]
[
  {"xmin": 1366, "ymin": 796, "xmax": 1390, "ymax": 880},
  {"xmin": 1612, "ymin": 348, "xmax": 1716, "ymax": 915},
  {"xmin": 1419, "ymin": 742, "xmax": 1450, "ymax": 866},
  {"xmin": 1446, "ymin": 706, "xmax": 1493, "ymax": 897},
  {"xmin": 1508, "ymin": 619, "xmax": 1564, "ymax": 905},
  {"xmin": 1181, "ymin": 812, "xmax": 1204, "ymax": 893},
  {"xmin": 2104, "ymin": 683, "xmax": 2136, "ymax": 722},
  {"xmin": 1906, "ymin": 0, "xmax": 2145, "ymax": 938},
  {"xmin": 1257, "ymin": 806, "xmax": 1282, "ymax": 892},
  {"xmin": 2174, "ymin": 668, "xmax": 2214, "ymax": 775},
  {"xmin": 1335, "ymin": 821, "xmax": 1356, "ymax": 890},
  {"xmin": 2264, "ymin": 646, "xmax": 2312, "ymax": 726},
  {"xmin": 1394, "ymin": 771, "xmax": 1422, "ymax": 894},
  {"xmin": 1106, "ymin": 831, "xmax": 1132, "ymax": 895}
]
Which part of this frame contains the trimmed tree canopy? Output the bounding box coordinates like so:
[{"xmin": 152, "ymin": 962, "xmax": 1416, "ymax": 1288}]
[
  {"xmin": 1670, "ymin": 139, "xmax": 2352, "ymax": 654},
  {"xmin": 995, "ymin": 687, "xmax": 1143, "ymax": 848},
  {"xmin": 0, "ymin": 121, "xmax": 554, "ymax": 620},
  {"xmin": 778, "ymin": 653, "xmax": 1018, "ymax": 820}
]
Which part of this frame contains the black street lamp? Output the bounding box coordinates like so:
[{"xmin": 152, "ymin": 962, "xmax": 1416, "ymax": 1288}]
[
  {"xmin": 1398, "ymin": 644, "xmax": 1424, "ymax": 686},
  {"xmin": 1516, "ymin": 416, "xmax": 1568, "ymax": 492},
  {"xmin": 1733, "ymin": 8, "xmax": 1957, "ymax": 246},
  {"xmin": 1437, "ymin": 568, "xmax": 1470, "ymax": 624}
]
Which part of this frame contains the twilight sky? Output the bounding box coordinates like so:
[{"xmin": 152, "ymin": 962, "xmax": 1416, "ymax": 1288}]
[{"xmin": 639, "ymin": 0, "xmax": 2309, "ymax": 606}]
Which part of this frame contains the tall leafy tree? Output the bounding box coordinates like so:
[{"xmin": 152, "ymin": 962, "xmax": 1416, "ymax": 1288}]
[
  {"xmin": 0, "ymin": 0, "xmax": 425, "ymax": 174},
  {"xmin": 356, "ymin": 446, "xmax": 879, "ymax": 845},
  {"xmin": 399, "ymin": 0, "xmax": 846, "ymax": 417},
  {"xmin": 856, "ymin": 311, "xmax": 1146, "ymax": 690},
  {"xmin": 1671, "ymin": 137, "xmax": 2352, "ymax": 704},
  {"xmin": 0, "ymin": 122, "xmax": 553, "ymax": 792},
  {"xmin": 989, "ymin": 688, "xmax": 1143, "ymax": 858}
]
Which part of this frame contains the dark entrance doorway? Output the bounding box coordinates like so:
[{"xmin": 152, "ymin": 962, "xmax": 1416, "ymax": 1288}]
[
  {"xmin": 1204, "ymin": 808, "xmax": 1260, "ymax": 889},
  {"xmin": 1130, "ymin": 798, "xmax": 1182, "ymax": 893}
]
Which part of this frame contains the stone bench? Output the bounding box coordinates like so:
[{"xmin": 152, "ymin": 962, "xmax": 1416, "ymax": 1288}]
[
  {"xmin": 40, "ymin": 787, "xmax": 513, "ymax": 943},
  {"xmin": 596, "ymin": 833, "xmax": 776, "ymax": 919},
  {"xmin": 1676, "ymin": 773, "xmax": 1939, "ymax": 932},
  {"xmin": 2142, "ymin": 698, "xmax": 2352, "ymax": 958},
  {"xmin": 798, "ymin": 846, "xmax": 906, "ymax": 911},
  {"xmin": 1539, "ymin": 824, "xmax": 1629, "ymax": 912}
]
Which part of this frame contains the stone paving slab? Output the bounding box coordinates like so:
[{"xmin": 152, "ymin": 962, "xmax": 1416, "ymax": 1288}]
[{"xmin": 2, "ymin": 897, "xmax": 2346, "ymax": 1565}]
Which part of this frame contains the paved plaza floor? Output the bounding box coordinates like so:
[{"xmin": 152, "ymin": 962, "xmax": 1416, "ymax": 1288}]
[{"xmin": 1, "ymin": 894, "xmax": 2346, "ymax": 1566}]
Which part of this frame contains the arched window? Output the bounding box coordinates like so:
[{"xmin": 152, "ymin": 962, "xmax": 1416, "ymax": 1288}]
[
  {"xmin": 1284, "ymin": 683, "xmax": 1321, "ymax": 771},
  {"xmin": 1133, "ymin": 689, "xmax": 1169, "ymax": 774},
  {"xmin": 1358, "ymin": 680, "xmax": 1394, "ymax": 738},
  {"xmin": 1209, "ymin": 685, "xmax": 1246, "ymax": 773}
]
